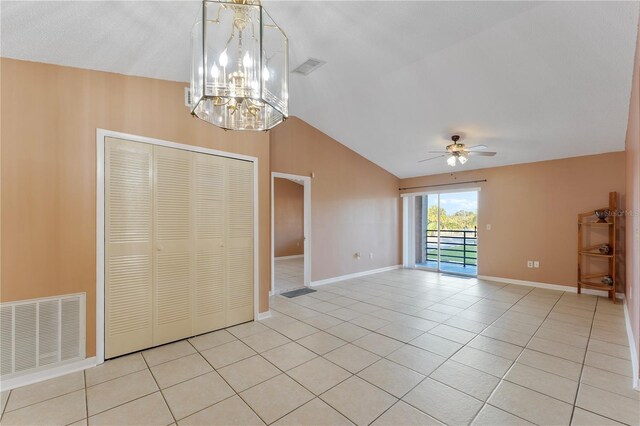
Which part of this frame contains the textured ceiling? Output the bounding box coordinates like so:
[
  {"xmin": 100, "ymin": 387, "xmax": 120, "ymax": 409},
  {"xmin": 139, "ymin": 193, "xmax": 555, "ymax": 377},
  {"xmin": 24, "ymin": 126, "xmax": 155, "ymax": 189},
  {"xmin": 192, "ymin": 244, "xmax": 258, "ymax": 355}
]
[{"xmin": 2, "ymin": 1, "xmax": 638, "ymax": 178}]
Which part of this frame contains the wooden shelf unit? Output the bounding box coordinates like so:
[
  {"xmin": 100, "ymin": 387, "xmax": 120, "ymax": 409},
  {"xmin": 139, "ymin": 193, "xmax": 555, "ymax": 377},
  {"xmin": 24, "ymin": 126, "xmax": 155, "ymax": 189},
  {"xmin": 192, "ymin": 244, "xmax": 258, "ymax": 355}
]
[{"xmin": 577, "ymin": 192, "xmax": 619, "ymax": 303}]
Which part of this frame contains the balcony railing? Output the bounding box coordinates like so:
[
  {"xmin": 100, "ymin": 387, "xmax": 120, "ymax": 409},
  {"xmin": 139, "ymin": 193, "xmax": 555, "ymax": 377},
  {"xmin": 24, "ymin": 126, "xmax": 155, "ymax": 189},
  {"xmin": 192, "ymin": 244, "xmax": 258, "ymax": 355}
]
[{"xmin": 426, "ymin": 228, "xmax": 477, "ymax": 268}]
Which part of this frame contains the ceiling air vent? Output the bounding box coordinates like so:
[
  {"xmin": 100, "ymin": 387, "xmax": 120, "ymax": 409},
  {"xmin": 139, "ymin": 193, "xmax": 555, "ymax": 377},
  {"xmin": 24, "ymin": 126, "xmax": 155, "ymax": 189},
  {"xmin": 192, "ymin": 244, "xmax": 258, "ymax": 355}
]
[{"xmin": 292, "ymin": 58, "xmax": 326, "ymax": 75}]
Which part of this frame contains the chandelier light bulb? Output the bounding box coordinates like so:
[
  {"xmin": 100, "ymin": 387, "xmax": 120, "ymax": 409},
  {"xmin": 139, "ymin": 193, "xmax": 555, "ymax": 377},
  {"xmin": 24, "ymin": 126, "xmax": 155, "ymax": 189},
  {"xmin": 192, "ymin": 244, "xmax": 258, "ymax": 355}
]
[
  {"xmin": 219, "ymin": 50, "xmax": 228, "ymax": 67},
  {"xmin": 243, "ymin": 52, "xmax": 252, "ymax": 68},
  {"xmin": 211, "ymin": 65, "xmax": 219, "ymax": 78}
]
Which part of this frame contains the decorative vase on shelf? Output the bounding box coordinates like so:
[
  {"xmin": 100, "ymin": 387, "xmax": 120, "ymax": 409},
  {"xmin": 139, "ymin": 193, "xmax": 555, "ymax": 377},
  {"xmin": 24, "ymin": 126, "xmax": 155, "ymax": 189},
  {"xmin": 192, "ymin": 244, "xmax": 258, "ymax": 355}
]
[
  {"xmin": 599, "ymin": 244, "xmax": 611, "ymax": 255},
  {"xmin": 594, "ymin": 210, "xmax": 609, "ymax": 223}
]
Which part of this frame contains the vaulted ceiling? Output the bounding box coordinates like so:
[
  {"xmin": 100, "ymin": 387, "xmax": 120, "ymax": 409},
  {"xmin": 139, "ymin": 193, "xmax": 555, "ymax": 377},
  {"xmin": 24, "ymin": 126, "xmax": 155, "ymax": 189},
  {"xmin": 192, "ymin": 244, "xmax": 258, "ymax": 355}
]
[{"xmin": 2, "ymin": 1, "xmax": 638, "ymax": 178}]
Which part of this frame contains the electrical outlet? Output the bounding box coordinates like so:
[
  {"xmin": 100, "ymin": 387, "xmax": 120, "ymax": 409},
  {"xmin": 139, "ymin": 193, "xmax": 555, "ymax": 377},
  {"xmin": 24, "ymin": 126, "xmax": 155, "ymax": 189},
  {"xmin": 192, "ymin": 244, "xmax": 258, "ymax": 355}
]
[
  {"xmin": 486, "ymin": 224, "xmax": 492, "ymax": 231},
  {"xmin": 369, "ymin": 253, "xmax": 374, "ymax": 259},
  {"xmin": 534, "ymin": 261, "xmax": 540, "ymax": 268},
  {"xmin": 527, "ymin": 261, "xmax": 533, "ymax": 268}
]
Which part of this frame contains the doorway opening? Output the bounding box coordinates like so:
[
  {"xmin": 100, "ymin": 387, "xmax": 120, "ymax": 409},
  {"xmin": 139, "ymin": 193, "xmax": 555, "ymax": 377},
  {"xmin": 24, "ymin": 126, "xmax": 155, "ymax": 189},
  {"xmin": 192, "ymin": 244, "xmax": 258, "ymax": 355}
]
[
  {"xmin": 404, "ymin": 190, "xmax": 478, "ymax": 276},
  {"xmin": 271, "ymin": 173, "xmax": 311, "ymax": 294}
]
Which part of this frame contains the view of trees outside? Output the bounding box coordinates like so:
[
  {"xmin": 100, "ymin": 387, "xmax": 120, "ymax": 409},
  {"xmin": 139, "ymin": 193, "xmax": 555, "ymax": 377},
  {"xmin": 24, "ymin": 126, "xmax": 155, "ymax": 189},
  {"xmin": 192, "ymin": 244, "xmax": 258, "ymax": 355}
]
[{"xmin": 426, "ymin": 205, "xmax": 477, "ymax": 230}]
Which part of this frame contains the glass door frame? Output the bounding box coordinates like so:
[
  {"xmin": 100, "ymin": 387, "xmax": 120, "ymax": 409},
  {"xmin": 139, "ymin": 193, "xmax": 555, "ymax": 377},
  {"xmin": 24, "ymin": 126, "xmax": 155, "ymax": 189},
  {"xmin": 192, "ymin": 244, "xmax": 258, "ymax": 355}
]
[
  {"xmin": 402, "ymin": 188, "xmax": 480, "ymax": 275},
  {"xmin": 419, "ymin": 193, "xmax": 440, "ymax": 272}
]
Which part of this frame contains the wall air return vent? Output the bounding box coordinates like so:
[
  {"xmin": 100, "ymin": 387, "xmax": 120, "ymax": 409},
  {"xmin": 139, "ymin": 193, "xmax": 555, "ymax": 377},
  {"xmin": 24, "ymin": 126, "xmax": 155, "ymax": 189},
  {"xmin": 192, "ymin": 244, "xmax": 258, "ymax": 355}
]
[
  {"xmin": 292, "ymin": 58, "xmax": 326, "ymax": 75},
  {"xmin": 0, "ymin": 293, "xmax": 85, "ymax": 380}
]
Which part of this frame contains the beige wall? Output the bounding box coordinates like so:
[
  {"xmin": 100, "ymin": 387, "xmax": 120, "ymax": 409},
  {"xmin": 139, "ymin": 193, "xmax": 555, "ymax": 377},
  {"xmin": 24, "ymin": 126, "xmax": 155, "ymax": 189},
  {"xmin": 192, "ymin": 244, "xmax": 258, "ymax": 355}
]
[
  {"xmin": 625, "ymin": 17, "xmax": 640, "ymax": 375},
  {"xmin": 400, "ymin": 152, "xmax": 626, "ymax": 288},
  {"xmin": 270, "ymin": 118, "xmax": 402, "ymax": 281},
  {"xmin": 0, "ymin": 58, "xmax": 272, "ymax": 357},
  {"xmin": 274, "ymin": 178, "xmax": 304, "ymax": 257}
]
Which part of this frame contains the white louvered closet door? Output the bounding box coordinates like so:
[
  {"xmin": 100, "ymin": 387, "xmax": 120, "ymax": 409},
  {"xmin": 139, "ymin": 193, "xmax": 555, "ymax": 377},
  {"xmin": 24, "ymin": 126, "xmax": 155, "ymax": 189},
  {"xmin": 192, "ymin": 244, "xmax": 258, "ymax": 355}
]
[
  {"xmin": 193, "ymin": 154, "xmax": 226, "ymax": 334},
  {"xmin": 105, "ymin": 138, "xmax": 254, "ymax": 358},
  {"xmin": 105, "ymin": 138, "xmax": 154, "ymax": 358},
  {"xmin": 153, "ymin": 146, "xmax": 194, "ymax": 346},
  {"xmin": 225, "ymin": 158, "xmax": 254, "ymax": 325}
]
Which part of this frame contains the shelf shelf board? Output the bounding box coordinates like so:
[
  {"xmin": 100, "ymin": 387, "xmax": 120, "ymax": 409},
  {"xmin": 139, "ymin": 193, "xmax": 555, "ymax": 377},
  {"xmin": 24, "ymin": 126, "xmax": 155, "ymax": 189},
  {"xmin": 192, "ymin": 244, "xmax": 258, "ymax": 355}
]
[
  {"xmin": 579, "ymin": 222, "xmax": 614, "ymax": 226},
  {"xmin": 578, "ymin": 281, "xmax": 614, "ymax": 291},
  {"xmin": 581, "ymin": 273, "xmax": 609, "ymax": 280},
  {"xmin": 579, "ymin": 252, "xmax": 614, "ymax": 258}
]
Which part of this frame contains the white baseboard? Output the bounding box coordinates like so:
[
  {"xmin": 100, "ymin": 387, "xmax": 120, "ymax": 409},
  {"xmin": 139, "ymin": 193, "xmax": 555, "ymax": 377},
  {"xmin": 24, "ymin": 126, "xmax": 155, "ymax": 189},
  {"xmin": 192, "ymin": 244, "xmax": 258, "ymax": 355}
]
[
  {"xmin": 311, "ymin": 265, "xmax": 402, "ymax": 287},
  {"xmin": 256, "ymin": 310, "xmax": 272, "ymax": 320},
  {"xmin": 477, "ymin": 275, "xmax": 572, "ymax": 292},
  {"xmin": 623, "ymin": 300, "xmax": 640, "ymax": 390},
  {"xmin": 0, "ymin": 356, "xmax": 97, "ymax": 392},
  {"xmin": 275, "ymin": 255, "xmax": 304, "ymax": 260},
  {"xmin": 477, "ymin": 275, "xmax": 625, "ymax": 298}
]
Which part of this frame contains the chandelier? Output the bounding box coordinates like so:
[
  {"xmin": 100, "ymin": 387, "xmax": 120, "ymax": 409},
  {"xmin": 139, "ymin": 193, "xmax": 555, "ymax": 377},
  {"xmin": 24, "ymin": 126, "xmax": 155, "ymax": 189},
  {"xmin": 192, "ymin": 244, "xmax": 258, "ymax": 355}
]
[{"xmin": 190, "ymin": 0, "xmax": 288, "ymax": 131}]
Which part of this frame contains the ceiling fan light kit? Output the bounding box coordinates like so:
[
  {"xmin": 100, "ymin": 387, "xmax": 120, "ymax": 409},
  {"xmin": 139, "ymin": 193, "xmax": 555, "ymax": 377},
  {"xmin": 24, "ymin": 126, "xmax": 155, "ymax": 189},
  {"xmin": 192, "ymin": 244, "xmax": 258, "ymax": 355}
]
[
  {"xmin": 190, "ymin": 0, "xmax": 289, "ymax": 131},
  {"xmin": 420, "ymin": 134, "xmax": 497, "ymax": 167}
]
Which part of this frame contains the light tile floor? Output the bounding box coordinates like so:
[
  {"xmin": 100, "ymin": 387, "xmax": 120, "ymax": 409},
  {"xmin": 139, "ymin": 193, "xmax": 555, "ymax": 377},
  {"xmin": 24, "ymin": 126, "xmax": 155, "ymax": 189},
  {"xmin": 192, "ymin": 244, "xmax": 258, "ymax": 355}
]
[
  {"xmin": 274, "ymin": 257, "xmax": 304, "ymax": 293},
  {"xmin": 1, "ymin": 269, "xmax": 639, "ymax": 425}
]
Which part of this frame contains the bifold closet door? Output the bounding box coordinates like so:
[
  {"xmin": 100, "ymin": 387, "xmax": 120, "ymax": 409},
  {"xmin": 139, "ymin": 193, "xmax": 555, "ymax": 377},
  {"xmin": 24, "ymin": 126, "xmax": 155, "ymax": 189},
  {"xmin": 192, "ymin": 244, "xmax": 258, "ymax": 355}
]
[
  {"xmin": 225, "ymin": 159, "xmax": 254, "ymax": 325},
  {"xmin": 105, "ymin": 138, "xmax": 254, "ymax": 358},
  {"xmin": 153, "ymin": 146, "xmax": 194, "ymax": 346},
  {"xmin": 105, "ymin": 138, "xmax": 153, "ymax": 359},
  {"xmin": 193, "ymin": 154, "xmax": 226, "ymax": 335}
]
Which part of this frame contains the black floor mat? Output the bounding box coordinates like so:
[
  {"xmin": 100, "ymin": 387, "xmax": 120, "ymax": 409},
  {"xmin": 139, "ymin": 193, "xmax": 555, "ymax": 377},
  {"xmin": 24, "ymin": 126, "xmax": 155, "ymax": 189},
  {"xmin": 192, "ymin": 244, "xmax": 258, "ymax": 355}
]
[{"xmin": 281, "ymin": 287, "xmax": 317, "ymax": 298}]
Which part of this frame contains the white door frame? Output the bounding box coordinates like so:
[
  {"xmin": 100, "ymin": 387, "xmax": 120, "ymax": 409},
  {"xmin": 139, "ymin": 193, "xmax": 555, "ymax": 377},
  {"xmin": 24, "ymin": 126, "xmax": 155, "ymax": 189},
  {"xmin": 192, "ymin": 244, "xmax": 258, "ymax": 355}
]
[
  {"xmin": 401, "ymin": 188, "xmax": 480, "ymax": 274},
  {"xmin": 271, "ymin": 172, "xmax": 311, "ymax": 294},
  {"xmin": 96, "ymin": 128, "xmax": 260, "ymax": 365}
]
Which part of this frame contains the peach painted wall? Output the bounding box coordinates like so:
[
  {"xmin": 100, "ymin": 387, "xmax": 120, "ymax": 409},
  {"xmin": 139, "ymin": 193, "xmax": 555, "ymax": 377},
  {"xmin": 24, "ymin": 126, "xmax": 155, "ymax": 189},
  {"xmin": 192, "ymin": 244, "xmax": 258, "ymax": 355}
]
[
  {"xmin": 400, "ymin": 152, "xmax": 626, "ymax": 288},
  {"xmin": 270, "ymin": 118, "xmax": 402, "ymax": 281},
  {"xmin": 624, "ymin": 17, "xmax": 640, "ymax": 374},
  {"xmin": 274, "ymin": 178, "xmax": 304, "ymax": 257},
  {"xmin": 0, "ymin": 58, "xmax": 272, "ymax": 357}
]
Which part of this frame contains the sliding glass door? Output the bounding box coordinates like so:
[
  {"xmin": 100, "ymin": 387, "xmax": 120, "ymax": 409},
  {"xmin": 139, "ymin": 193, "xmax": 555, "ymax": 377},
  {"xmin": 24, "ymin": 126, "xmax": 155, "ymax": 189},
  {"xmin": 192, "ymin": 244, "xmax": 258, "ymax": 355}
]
[{"xmin": 414, "ymin": 191, "xmax": 478, "ymax": 276}]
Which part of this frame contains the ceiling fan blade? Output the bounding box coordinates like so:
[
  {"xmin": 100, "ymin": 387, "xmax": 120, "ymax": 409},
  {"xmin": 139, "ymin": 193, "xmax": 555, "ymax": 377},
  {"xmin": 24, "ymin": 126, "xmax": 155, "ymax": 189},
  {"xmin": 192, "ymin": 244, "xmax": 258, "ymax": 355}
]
[
  {"xmin": 418, "ymin": 155, "xmax": 445, "ymax": 163},
  {"xmin": 466, "ymin": 151, "xmax": 496, "ymax": 156},
  {"xmin": 466, "ymin": 145, "xmax": 488, "ymax": 151},
  {"xmin": 428, "ymin": 151, "xmax": 450, "ymax": 154}
]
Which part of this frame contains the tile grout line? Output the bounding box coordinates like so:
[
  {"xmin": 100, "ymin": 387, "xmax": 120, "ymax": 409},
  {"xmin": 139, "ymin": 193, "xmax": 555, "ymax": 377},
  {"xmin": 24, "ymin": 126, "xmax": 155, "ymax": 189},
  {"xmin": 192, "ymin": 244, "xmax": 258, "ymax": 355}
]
[
  {"xmin": 3, "ymin": 373, "xmax": 87, "ymax": 417},
  {"xmin": 569, "ymin": 295, "xmax": 598, "ymax": 425},
  {"xmin": 82, "ymin": 370, "xmax": 88, "ymax": 425},
  {"xmin": 0, "ymin": 390, "xmax": 11, "ymax": 421},
  {"xmin": 140, "ymin": 349, "xmax": 178, "ymax": 425}
]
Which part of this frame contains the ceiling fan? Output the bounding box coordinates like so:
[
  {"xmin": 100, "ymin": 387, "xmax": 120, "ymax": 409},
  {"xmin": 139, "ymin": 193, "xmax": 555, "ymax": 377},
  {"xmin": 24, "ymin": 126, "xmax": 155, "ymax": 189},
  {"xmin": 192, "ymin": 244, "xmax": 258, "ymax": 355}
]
[{"xmin": 419, "ymin": 135, "xmax": 497, "ymax": 166}]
